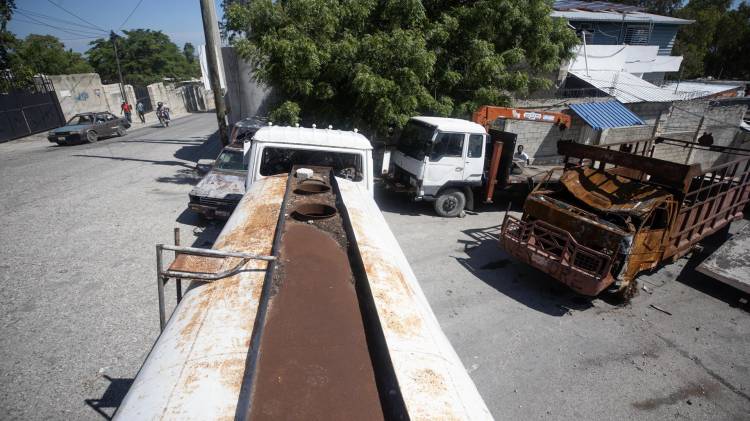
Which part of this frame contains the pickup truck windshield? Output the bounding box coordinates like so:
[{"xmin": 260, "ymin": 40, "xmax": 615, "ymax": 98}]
[
  {"xmin": 397, "ymin": 120, "xmax": 435, "ymax": 160},
  {"xmin": 259, "ymin": 147, "xmax": 363, "ymax": 181},
  {"xmin": 214, "ymin": 149, "xmax": 247, "ymax": 171}
]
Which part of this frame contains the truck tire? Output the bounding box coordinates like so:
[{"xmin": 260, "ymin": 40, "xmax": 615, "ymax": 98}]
[{"xmin": 434, "ymin": 188, "xmax": 466, "ymax": 218}]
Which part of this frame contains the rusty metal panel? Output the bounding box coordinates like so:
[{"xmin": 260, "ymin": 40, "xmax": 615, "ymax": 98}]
[
  {"xmin": 337, "ymin": 178, "xmax": 493, "ymax": 420},
  {"xmin": 114, "ymin": 175, "xmax": 287, "ymax": 421},
  {"xmin": 558, "ymin": 140, "xmax": 702, "ymax": 191}
]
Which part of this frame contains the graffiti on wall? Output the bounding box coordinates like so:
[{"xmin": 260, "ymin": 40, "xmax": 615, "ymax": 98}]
[{"xmin": 74, "ymin": 92, "xmax": 89, "ymax": 102}]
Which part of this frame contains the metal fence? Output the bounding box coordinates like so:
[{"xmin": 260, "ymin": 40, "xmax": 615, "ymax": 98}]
[{"xmin": 0, "ymin": 74, "xmax": 65, "ymax": 143}]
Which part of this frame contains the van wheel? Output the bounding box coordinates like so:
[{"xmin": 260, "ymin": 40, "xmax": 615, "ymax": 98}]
[{"xmin": 434, "ymin": 188, "xmax": 466, "ymax": 217}]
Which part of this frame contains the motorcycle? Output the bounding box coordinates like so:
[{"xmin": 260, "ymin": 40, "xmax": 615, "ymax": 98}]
[{"xmin": 157, "ymin": 107, "xmax": 171, "ymax": 127}]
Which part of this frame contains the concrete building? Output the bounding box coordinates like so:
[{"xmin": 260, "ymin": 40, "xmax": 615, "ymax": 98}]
[{"xmin": 552, "ymin": 0, "xmax": 692, "ymax": 84}]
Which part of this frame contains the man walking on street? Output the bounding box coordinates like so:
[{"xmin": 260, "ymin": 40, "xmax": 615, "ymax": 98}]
[
  {"xmin": 121, "ymin": 101, "xmax": 132, "ymax": 123},
  {"xmin": 136, "ymin": 101, "xmax": 145, "ymax": 123}
]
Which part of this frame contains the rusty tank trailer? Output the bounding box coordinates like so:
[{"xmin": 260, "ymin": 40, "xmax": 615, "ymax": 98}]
[
  {"xmin": 500, "ymin": 137, "xmax": 750, "ymax": 297},
  {"xmin": 116, "ymin": 167, "xmax": 492, "ymax": 420}
]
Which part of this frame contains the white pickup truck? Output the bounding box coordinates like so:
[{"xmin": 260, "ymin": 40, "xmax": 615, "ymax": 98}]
[{"xmin": 243, "ymin": 125, "xmax": 375, "ymax": 194}]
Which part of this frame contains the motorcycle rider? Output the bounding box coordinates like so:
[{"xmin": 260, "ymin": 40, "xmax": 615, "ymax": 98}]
[{"xmin": 156, "ymin": 102, "xmax": 171, "ymax": 125}]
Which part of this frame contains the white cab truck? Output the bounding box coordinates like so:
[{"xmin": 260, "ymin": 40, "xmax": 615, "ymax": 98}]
[
  {"xmin": 244, "ymin": 125, "xmax": 374, "ymax": 194},
  {"xmin": 386, "ymin": 116, "xmax": 488, "ymax": 217}
]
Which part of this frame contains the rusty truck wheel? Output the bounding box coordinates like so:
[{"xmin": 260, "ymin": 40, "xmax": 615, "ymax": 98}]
[
  {"xmin": 434, "ymin": 188, "xmax": 465, "ymax": 218},
  {"xmin": 606, "ymin": 279, "xmax": 638, "ymax": 302}
]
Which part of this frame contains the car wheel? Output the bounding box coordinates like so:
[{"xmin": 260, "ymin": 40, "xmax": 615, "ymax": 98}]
[
  {"xmin": 434, "ymin": 188, "xmax": 466, "ymax": 218},
  {"xmin": 116, "ymin": 126, "xmax": 126, "ymax": 137},
  {"xmin": 86, "ymin": 130, "xmax": 98, "ymax": 143}
]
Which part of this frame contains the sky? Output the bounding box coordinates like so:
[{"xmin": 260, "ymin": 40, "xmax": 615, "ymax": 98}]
[{"xmin": 8, "ymin": 0, "xmax": 225, "ymax": 53}]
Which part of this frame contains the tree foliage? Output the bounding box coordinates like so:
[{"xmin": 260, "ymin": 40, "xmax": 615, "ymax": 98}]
[
  {"xmin": 183, "ymin": 42, "xmax": 196, "ymax": 64},
  {"xmin": 13, "ymin": 34, "xmax": 93, "ymax": 75},
  {"xmin": 226, "ymin": 0, "xmax": 578, "ymax": 134},
  {"xmin": 87, "ymin": 29, "xmax": 200, "ymax": 86},
  {"xmin": 672, "ymin": 0, "xmax": 732, "ymax": 79}
]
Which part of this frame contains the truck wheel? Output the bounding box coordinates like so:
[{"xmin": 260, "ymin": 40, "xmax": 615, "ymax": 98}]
[
  {"xmin": 86, "ymin": 130, "xmax": 98, "ymax": 143},
  {"xmin": 434, "ymin": 188, "xmax": 466, "ymax": 218}
]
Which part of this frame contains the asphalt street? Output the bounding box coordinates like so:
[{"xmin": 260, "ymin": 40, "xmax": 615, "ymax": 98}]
[{"xmin": 1, "ymin": 112, "xmax": 748, "ymax": 420}]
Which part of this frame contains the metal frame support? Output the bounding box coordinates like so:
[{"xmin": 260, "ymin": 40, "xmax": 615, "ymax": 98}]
[{"xmin": 155, "ymin": 241, "xmax": 275, "ymax": 331}]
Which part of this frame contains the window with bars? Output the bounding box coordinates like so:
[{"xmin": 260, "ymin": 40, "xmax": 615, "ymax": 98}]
[{"xmin": 624, "ymin": 25, "xmax": 650, "ymax": 45}]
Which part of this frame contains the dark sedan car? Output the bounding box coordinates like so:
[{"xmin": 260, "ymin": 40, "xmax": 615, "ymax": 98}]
[{"xmin": 48, "ymin": 112, "xmax": 130, "ymax": 145}]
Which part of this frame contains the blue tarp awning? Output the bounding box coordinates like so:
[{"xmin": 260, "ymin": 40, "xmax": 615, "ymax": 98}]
[{"xmin": 569, "ymin": 101, "xmax": 645, "ymax": 130}]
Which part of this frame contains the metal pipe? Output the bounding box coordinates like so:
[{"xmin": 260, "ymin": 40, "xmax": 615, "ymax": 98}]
[
  {"xmin": 156, "ymin": 244, "xmax": 166, "ymax": 331},
  {"xmin": 174, "ymin": 228, "xmax": 182, "ymax": 302},
  {"xmin": 160, "ymin": 244, "xmax": 276, "ymax": 261}
]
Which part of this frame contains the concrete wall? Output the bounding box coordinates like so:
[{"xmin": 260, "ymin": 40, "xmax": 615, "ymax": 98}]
[
  {"xmin": 500, "ymin": 119, "xmax": 571, "ymax": 164},
  {"xmin": 49, "ymin": 73, "xmax": 111, "ymax": 120},
  {"xmin": 222, "ymin": 46, "xmax": 272, "ymax": 125}
]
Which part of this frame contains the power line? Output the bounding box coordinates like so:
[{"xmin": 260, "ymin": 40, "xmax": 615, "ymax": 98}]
[
  {"xmin": 119, "ymin": 0, "xmax": 145, "ymax": 30},
  {"xmin": 14, "ymin": 13, "xmax": 109, "ymax": 39},
  {"xmin": 17, "ymin": 7, "xmax": 108, "ymax": 34},
  {"xmin": 45, "ymin": 0, "xmax": 107, "ymax": 32}
]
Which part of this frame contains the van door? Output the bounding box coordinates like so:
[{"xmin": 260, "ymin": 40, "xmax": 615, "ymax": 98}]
[
  {"xmin": 423, "ymin": 132, "xmax": 466, "ymax": 193},
  {"xmin": 463, "ymin": 133, "xmax": 485, "ymax": 184}
]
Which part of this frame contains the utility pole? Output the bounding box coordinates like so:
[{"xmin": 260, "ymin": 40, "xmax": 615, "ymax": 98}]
[
  {"xmin": 110, "ymin": 31, "xmax": 127, "ymax": 103},
  {"xmin": 199, "ymin": 0, "xmax": 229, "ymax": 145}
]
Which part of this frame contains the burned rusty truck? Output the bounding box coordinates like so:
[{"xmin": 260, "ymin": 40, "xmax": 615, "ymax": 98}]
[{"xmin": 500, "ymin": 138, "xmax": 750, "ymax": 297}]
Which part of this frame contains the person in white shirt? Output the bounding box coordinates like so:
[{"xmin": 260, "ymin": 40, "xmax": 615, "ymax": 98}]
[{"xmin": 513, "ymin": 144, "xmax": 530, "ymax": 166}]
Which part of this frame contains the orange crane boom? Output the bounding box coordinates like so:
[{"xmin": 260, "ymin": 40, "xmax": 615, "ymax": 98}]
[{"xmin": 471, "ymin": 105, "xmax": 570, "ymax": 204}]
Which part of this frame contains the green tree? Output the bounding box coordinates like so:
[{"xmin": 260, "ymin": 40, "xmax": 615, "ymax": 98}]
[
  {"xmin": 183, "ymin": 42, "xmax": 196, "ymax": 63},
  {"xmin": 0, "ymin": 0, "xmax": 17, "ymax": 70},
  {"xmin": 225, "ymin": 0, "xmax": 577, "ymax": 135},
  {"xmin": 704, "ymin": 2, "xmax": 750, "ymax": 79},
  {"xmin": 87, "ymin": 29, "xmax": 200, "ymax": 85},
  {"xmin": 14, "ymin": 34, "xmax": 93, "ymax": 75},
  {"xmin": 673, "ymin": 0, "xmax": 732, "ymax": 78}
]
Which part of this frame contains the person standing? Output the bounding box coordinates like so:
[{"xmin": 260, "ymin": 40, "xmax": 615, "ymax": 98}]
[
  {"xmin": 136, "ymin": 101, "xmax": 145, "ymax": 123},
  {"xmin": 121, "ymin": 101, "xmax": 132, "ymax": 123}
]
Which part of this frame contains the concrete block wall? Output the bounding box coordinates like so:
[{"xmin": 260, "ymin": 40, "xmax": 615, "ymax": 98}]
[
  {"xmin": 503, "ymin": 119, "xmax": 569, "ymax": 164},
  {"xmin": 49, "ymin": 73, "xmax": 110, "ymax": 120},
  {"xmin": 599, "ymin": 125, "xmax": 654, "ymax": 145}
]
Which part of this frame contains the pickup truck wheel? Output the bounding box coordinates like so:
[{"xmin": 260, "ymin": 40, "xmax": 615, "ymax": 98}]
[
  {"xmin": 86, "ymin": 130, "xmax": 98, "ymax": 143},
  {"xmin": 434, "ymin": 188, "xmax": 466, "ymax": 218}
]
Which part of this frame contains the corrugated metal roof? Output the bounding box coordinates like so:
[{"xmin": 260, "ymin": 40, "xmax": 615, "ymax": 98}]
[
  {"xmin": 551, "ymin": 9, "xmax": 693, "ymax": 24},
  {"xmin": 569, "ymin": 70, "xmax": 698, "ymax": 103},
  {"xmin": 569, "ymin": 101, "xmax": 645, "ymax": 130}
]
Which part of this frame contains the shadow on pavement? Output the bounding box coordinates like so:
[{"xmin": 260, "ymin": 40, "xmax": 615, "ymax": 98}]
[
  {"xmin": 175, "ymin": 208, "xmax": 225, "ymax": 248},
  {"xmin": 454, "ymin": 224, "xmax": 594, "ymax": 317},
  {"xmin": 374, "ymin": 185, "xmax": 526, "ymax": 217},
  {"xmin": 84, "ymin": 375, "xmax": 134, "ymax": 420}
]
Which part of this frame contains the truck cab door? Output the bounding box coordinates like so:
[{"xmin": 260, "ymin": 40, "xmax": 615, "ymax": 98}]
[
  {"xmin": 423, "ymin": 132, "xmax": 466, "ymax": 192},
  {"xmin": 463, "ymin": 134, "xmax": 486, "ymax": 184}
]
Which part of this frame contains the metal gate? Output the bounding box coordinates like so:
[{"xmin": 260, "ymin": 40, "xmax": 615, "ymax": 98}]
[
  {"xmin": 0, "ymin": 75, "xmax": 65, "ymax": 143},
  {"xmin": 133, "ymin": 86, "xmax": 153, "ymax": 113}
]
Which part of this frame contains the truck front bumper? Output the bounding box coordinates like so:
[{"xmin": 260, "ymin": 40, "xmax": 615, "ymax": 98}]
[
  {"xmin": 500, "ymin": 216, "xmax": 617, "ymax": 296},
  {"xmin": 188, "ymin": 203, "xmax": 234, "ymax": 219}
]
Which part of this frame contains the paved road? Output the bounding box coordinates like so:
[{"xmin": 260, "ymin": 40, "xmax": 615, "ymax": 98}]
[
  {"xmin": 0, "ymin": 114, "xmax": 223, "ymax": 420},
  {"xmin": 1, "ymin": 113, "xmax": 748, "ymax": 420}
]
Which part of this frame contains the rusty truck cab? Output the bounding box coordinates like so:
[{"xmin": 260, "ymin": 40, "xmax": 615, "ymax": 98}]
[{"xmin": 501, "ymin": 140, "xmax": 693, "ymax": 296}]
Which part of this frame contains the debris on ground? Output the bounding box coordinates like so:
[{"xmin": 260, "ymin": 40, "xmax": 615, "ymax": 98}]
[{"xmin": 650, "ymin": 304, "xmax": 673, "ymax": 316}]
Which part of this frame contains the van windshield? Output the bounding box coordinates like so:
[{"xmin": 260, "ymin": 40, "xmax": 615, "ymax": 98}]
[
  {"xmin": 259, "ymin": 147, "xmax": 364, "ymax": 181},
  {"xmin": 397, "ymin": 120, "xmax": 435, "ymax": 160}
]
